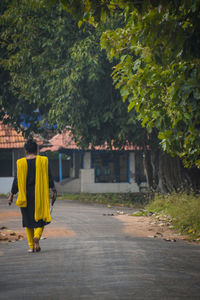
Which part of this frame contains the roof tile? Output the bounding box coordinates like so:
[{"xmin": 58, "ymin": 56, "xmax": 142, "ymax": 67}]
[
  {"xmin": 0, "ymin": 121, "xmax": 140, "ymax": 152},
  {"xmin": 40, "ymin": 128, "xmax": 139, "ymax": 152},
  {"xmin": 0, "ymin": 121, "xmax": 25, "ymax": 149}
]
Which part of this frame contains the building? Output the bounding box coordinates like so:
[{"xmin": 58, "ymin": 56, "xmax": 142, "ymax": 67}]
[
  {"xmin": 0, "ymin": 121, "xmax": 26, "ymax": 193},
  {"xmin": 41, "ymin": 129, "xmax": 146, "ymax": 194},
  {"xmin": 0, "ymin": 121, "xmax": 46, "ymax": 193},
  {"xmin": 0, "ymin": 123, "xmax": 146, "ymax": 194}
]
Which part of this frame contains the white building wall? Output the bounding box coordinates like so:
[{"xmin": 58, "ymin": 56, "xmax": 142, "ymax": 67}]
[
  {"xmin": 129, "ymin": 152, "xmax": 136, "ymax": 183},
  {"xmin": 83, "ymin": 152, "xmax": 91, "ymax": 169},
  {"xmin": 80, "ymin": 151, "xmax": 139, "ymax": 193},
  {"xmin": 0, "ymin": 177, "xmax": 14, "ymax": 194},
  {"xmin": 55, "ymin": 178, "xmax": 81, "ymax": 194},
  {"xmin": 69, "ymin": 152, "xmax": 76, "ymax": 178}
]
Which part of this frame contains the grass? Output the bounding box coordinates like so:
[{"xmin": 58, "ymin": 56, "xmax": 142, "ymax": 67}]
[
  {"xmin": 4, "ymin": 189, "xmax": 199, "ymax": 241},
  {"xmin": 57, "ymin": 193, "xmax": 149, "ymax": 208},
  {"xmin": 1, "ymin": 192, "xmax": 148, "ymax": 207},
  {"xmin": 0, "ymin": 193, "xmax": 9, "ymax": 198},
  {"xmin": 139, "ymin": 193, "xmax": 200, "ymax": 241}
]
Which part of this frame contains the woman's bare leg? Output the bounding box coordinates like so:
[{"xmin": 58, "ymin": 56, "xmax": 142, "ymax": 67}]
[{"xmin": 33, "ymin": 226, "xmax": 44, "ymax": 252}]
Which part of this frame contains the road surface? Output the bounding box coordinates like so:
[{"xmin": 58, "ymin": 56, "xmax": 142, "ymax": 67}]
[{"xmin": 0, "ymin": 198, "xmax": 200, "ymax": 300}]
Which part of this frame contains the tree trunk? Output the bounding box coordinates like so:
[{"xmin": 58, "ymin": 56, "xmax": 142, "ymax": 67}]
[
  {"xmin": 143, "ymin": 149, "xmax": 200, "ymax": 193},
  {"xmin": 143, "ymin": 148, "xmax": 153, "ymax": 191}
]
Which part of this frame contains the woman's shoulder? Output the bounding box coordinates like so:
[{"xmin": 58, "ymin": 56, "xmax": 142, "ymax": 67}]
[
  {"xmin": 17, "ymin": 157, "xmax": 27, "ymax": 166},
  {"xmin": 17, "ymin": 157, "xmax": 27, "ymax": 162},
  {"xmin": 37, "ymin": 155, "xmax": 48, "ymax": 161},
  {"xmin": 36, "ymin": 155, "xmax": 49, "ymax": 166}
]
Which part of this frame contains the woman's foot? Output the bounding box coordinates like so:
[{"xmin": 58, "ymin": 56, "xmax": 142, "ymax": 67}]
[{"xmin": 33, "ymin": 237, "xmax": 41, "ymax": 252}]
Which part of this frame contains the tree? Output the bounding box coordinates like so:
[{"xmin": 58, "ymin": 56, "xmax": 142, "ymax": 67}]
[
  {"xmin": 0, "ymin": 0, "xmax": 146, "ymax": 148},
  {"xmin": 57, "ymin": 0, "xmax": 200, "ymax": 169},
  {"xmin": 0, "ymin": 1, "xmax": 49, "ymax": 137},
  {"xmin": 1, "ymin": 0, "xmax": 200, "ymax": 192}
]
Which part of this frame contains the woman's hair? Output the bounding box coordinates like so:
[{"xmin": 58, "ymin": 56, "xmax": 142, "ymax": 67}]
[{"xmin": 24, "ymin": 138, "xmax": 37, "ymax": 154}]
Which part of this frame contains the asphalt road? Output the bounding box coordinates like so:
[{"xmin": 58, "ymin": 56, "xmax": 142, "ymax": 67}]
[{"xmin": 0, "ymin": 198, "xmax": 200, "ymax": 300}]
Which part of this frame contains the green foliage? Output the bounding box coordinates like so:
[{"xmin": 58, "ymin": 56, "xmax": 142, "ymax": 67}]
[
  {"xmin": 57, "ymin": 192, "xmax": 147, "ymax": 207},
  {"xmin": 0, "ymin": 0, "xmax": 148, "ymax": 149},
  {"xmin": 3, "ymin": 0, "xmax": 200, "ymax": 168},
  {"xmin": 56, "ymin": 0, "xmax": 200, "ymax": 168},
  {"xmin": 0, "ymin": 1, "xmax": 48, "ymax": 136},
  {"xmin": 144, "ymin": 193, "xmax": 200, "ymax": 240},
  {"xmin": 100, "ymin": 1, "xmax": 200, "ymax": 168}
]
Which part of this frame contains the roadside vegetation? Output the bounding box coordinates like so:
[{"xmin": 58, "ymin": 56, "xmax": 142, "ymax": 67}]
[
  {"xmin": 135, "ymin": 193, "xmax": 200, "ymax": 241},
  {"xmin": 0, "ymin": 194, "xmax": 8, "ymax": 198},
  {"xmin": 58, "ymin": 192, "xmax": 200, "ymax": 241},
  {"xmin": 3, "ymin": 190, "xmax": 200, "ymax": 241},
  {"xmin": 57, "ymin": 193, "xmax": 149, "ymax": 208}
]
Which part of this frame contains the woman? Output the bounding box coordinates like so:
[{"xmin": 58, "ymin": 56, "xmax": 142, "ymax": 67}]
[{"xmin": 8, "ymin": 138, "xmax": 57, "ymax": 253}]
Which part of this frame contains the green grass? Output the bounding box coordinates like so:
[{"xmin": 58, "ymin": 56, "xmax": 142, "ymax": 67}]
[
  {"xmin": 140, "ymin": 193, "xmax": 200, "ymax": 241},
  {"xmin": 0, "ymin": 193, "xmax": 9, "ymax": 198},
  {"xmin": 57, "ymin": 193, "xmax": 149, "ymax": 208}
]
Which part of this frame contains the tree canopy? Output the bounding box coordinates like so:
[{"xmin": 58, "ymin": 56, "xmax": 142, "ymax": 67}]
[
  {"xmin": 1, "ymin": 0, "xmax": 200, "ymax": 192},
  {"xmin": 0, "ymin": 1, "xmax": 48, "ymax": 136},
  {"xmin": 0, "ymin": 0, "xmax": 146, "ymax": 149},
  {"xmin": 57, "ymin": 0, "xmax": 200, "ymax": 168}
]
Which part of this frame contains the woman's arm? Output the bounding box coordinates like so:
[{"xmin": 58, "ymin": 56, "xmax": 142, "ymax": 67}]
[
  {"xmin": 8, "ymin": 176, "xmax": 18, "ymax": 206},
  {"xmin": 48, "ymin": 163, "xmax": 57, "ymax": 205},
  {"xmin": 8, "ymin": 193, "xmax": 14, "ymax": 206}
]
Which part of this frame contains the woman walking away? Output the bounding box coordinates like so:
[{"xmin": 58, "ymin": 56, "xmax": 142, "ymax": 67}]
[{"xmin": 8, "ymin": 138, "xmax": 57, "ymax": 253}]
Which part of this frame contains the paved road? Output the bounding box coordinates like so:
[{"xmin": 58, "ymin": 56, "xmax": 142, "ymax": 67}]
[{"xmin": 0, "ymin": 198, "xmax": 200, "ymax": 300}]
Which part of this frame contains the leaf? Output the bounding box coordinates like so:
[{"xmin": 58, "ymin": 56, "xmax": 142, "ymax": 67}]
[
  {"xmin": 78, "ymin": 20, "xmax": 83, "ymax": 28},
  {"xmin": 120, "ymin": 55, "xmax": 127, "ymax": 62},
  {"xmin": 120, "ymin": 87, "xmax": 129, "ymax": 98},
  {"xmin": 128, "ymin": 101, "xmax": 134, "ymax": 112}
]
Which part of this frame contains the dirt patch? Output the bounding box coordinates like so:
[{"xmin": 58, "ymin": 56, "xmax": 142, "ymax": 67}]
[
  {"xmin": 115, "ymin": 215, "xmax": 189, "ymax": 242},
  {"xmin": 0, "ymin": 209, "xmax": 76, "ymax": 239},
  {"xmin": 42, "ymin": 226, "xmax": 76, "ymax": 238},
  {"xmin": 0, "ymin": 227, "xmax": 24, "ymax": 242},
  {"xmin": 0, "ymin": 226, "xmax": 76, "ymax": 242},
  {"xmin": 0, "ymin": 210, "xmax": 21, "ymax": 219},
  {"xmin": 17, "ymin": 226, "xmax": 76, "ymax": 238}
]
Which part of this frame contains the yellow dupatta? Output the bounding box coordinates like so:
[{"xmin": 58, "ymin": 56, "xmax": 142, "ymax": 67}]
[
  {"xmin": 16, "ymin": 157, "xmax": 28, "ymax": 208},
  {"xmin": 16, "ymin": 156, "xmax": 51, "ymax": 223}
]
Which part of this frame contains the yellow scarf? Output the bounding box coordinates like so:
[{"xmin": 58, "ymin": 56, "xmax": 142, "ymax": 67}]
[{"xmin": 16, "ymin": 155, "xmax": 51, "ymax": 223}]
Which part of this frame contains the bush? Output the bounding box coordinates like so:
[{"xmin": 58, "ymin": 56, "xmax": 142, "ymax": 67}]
[
  {"xmin": 145, "ymin": 193, "xmax": 200, "ymax": 240},
  {"xmin": 57, "ymin": 193, "xmax": 148, "ymax": 208}
]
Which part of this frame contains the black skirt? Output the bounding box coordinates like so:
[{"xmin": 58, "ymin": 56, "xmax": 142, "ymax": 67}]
[{"xmin": 11, "ymin": 158, "xmax": 55, "ymax": 228}]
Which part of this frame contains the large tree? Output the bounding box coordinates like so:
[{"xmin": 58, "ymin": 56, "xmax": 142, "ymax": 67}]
[
  {"xmin": 1, "ymin": 0, "xmax": 200, "ymax": 192},
  {"xmin": 0, "ymin": 1, "xmax": 48, "ymax": 136},
  {"xmin": 56, "ymin": 0, "xmax": 200, "ymax": 169},
  {"xmin": 0, "ymin": 0, "xmax": 146, "ymax": 147}
]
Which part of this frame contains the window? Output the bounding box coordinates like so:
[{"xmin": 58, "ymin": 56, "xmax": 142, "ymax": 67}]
[
  {"xmin": 0, "ymin": 150, "xmax": 12, "ymax": 177},
  {"xmin": 92, "ymin": 152, "xmax": 129, "ymax": 183}
]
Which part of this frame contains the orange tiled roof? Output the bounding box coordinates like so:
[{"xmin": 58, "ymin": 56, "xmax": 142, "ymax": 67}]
[
  {"xmin": 0, "ymin": 119, "xmax": 140, "ymax": 152},
  {"xmin": 0, "ymin": 121, "xmax": 46, "ymax": 149},
  {"xmin": 0, "ymin": 121, "xmax": 25, "ymax": 149},
  {"xmin": 41, "ymin": 128, "xmax": 141, "ymax": 152},
  {"xmin": 41, "ymin": 129, "xmax": 78, "ymax": 152}
]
